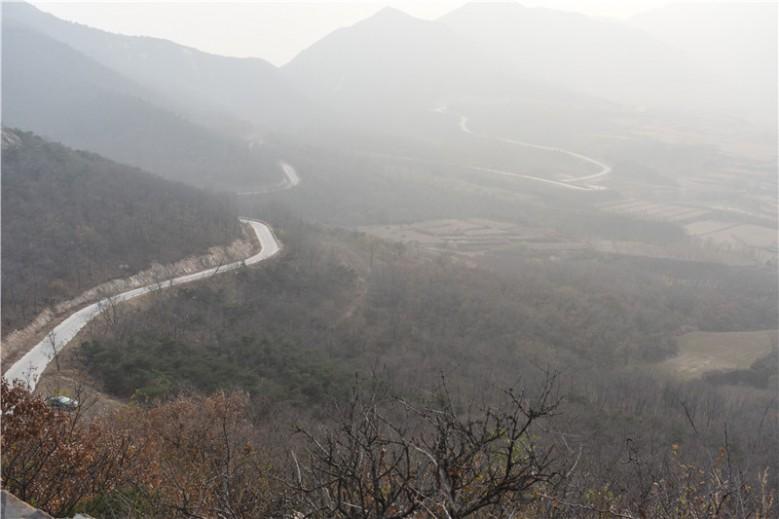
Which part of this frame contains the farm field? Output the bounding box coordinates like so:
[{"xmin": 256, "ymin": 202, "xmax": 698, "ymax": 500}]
[
  {"xmin": 360, "ymin": 217, "xmax": 758, "ymax": 265},
  {"xmin": 587, "ymin": 240, "xmax": 753, "ymax": 265},
  {"xmin": 685, "ymin": 220, "xmax": 776, "ymax": 248},
  {"xmin": 658, "ymin": 330, "xmax": 778, "ymax": 380},
  {"xmin": 684, "ymin": 220, "xmax": 777, "ymax": 263},
  {"xmin": 359, "ymin": 218, "xmax": 555, "ymax": 256},
  {"xmin": 599, "ymin": 198, "xmax": 709, "ymax": 223},
  {"xmin": 598, "ymin": 198, "xmax": 777, "ymax": 264}
]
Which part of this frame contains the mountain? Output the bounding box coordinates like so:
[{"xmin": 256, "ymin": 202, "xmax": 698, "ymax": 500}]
[
  {"xmin": 2, "ymin": 2, "xmax": 310, "ymax": 130},
  {"xmin": 282, "ymin": 7, "xmax": 565, "ymax": 122},
  {"xmin": 439, "ymin": 2, "xmax": 721, "ymax": 117},
  {"xmin": 631, "ymin": 2, "xmax": 777, "ymax": 126},
  {"xmin": 1, "ymin": 128, "xmax": 244, "ymax": 333},
  {"xmin": 1, "ymin": 22, "xmax": 280, "ymax": 190}
]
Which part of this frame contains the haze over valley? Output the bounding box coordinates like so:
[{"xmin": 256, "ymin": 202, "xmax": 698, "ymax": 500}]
[{"xmin": 1, "ymin": 2, "xmax": 777, "ymax": 517}]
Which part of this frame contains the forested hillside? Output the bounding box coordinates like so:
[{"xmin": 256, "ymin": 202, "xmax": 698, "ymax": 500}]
[
  {"xmin": 76, "ymin": 217, "xmax": 777, "ymax": 403},
  {"xmin": 1, "ymin": 129, "xmax": 242, "ymax": 332},
  {"xmin": 21, "ymin": 215, "xmax": 779, "ymax": 517}
]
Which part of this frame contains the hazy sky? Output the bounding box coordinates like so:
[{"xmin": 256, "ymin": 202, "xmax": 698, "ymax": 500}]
[{"xmin": 29, "ymin": 1, "xmax": 754, "ymax": 65}]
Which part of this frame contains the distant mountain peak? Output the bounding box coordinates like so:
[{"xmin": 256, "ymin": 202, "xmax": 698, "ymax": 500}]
[
  {"xmin": 360, "ymin": 5, "xmax": 422, "ymax": 27},
  {"xmin": 450, "ymin": 1, "xmax": 526, "ymax": 12},
  {"xmin": 441, "ymin": 1, "xmax": 590, "ymax": 23},
  {"xmin": 371, "ymin": 6, "xmax": 413, "ymax": 19}
]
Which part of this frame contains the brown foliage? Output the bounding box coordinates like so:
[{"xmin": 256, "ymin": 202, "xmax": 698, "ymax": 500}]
[
  {"xmin": 117, "ymin": 391, "xmax": 277, "ymax": 518},
  {"xmin": 1, "ymin": 380, "xmax": 148, "ymax": 516},
  {"xmin": 2, "ymin": 378, "xmax": 775, "ymax": 518},
  {"xmin": 1, "ymin": 381, "xmax": 276, "ymax": 518}
]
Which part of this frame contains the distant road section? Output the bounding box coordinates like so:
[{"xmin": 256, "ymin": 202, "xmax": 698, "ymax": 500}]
[
  {"xmin": 459, "ymin": 114, "xmax": 472, "ymax": 134},
  {"xmin": 455, "ymin": 111, "xmax": 610, "ymax": 191},
  {"xmin": 4, "ymin": 219, "xmax": 282, "ymax": 390},
  {"xmin": 238, "ymin": 161, "xmax": 300, "ymax": 195},
  {"xmin": 280, "ymin": 161, "xmax": 301, "ymax": 187},
  {"xmin": 469, "ymin": 164, "xmax": 606, "ymax": 192},
  {"xmin": 496, "ymin": 136, "xmax": 611, "ymax": 183}
]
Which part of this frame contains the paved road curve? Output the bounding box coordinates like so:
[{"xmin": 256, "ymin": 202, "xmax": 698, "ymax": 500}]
[
  {"xmin": 4, "ymin": 219, "xmax": 281, "ymax": 390},
  {"xmin": 456, "ymin": 112, "xmax": 610, "ymax": 191}
]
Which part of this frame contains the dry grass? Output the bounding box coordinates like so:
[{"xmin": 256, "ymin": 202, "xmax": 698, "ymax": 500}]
[{"xmin": 659, "ymin": 330, "xmax": 777, "ymax": 380}]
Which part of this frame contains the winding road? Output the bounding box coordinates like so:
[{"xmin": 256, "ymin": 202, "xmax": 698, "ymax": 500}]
[
  {"xmin": 456, "ymin": 112, "xmax": 610, "ymax": 191},
  {"xmin": 6, "ymin": 216, "xmax": 288, "ymax": 390}
]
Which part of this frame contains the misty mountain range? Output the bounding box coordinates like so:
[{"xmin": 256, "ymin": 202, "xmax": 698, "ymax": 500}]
[{"xmin": 3, "ymin": 1, "xmax": 775, "ymax": 190}]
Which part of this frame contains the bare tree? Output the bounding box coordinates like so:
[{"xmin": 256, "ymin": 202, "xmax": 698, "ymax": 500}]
[
  {"xmin": 96, "ymin": 289, "xmax": 123, "ymax": 335},
  {"xmin": 46, "ymin": 330, "xmax": 60, "ymax": 372},
  {"xmin": 288, "ymin": 373, "xmax": 561, "ymax": 518}
]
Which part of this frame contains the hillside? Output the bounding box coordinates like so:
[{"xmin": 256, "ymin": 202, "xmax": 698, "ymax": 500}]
[
  {"xmin": 32, "ymin": 215, "xmax": 778, "ymax": 517},
  {"xmin": 66, "ymin": 214, "xmax": 777, "ymax": 399},
  {"xmin": 439, "ymin": 2, "xmax": 716, "ymax": 116},
  {"xmin": 1, "ymin": 128, "xmax": 243, "ymax": 333},
  {"xmin": 282, "ymin": 7, "xmax": 589, "ymax": 125},
  {"xmin": 631, "ymin": 2, "xmax": 777, "ymax": 126},
  {"xmin": 2, "ymin": 2, "xmax": 311, "ymax": 131},
  {"xmin": 1, "ymin": 23, "xmax": 282, "ymax": 190}
]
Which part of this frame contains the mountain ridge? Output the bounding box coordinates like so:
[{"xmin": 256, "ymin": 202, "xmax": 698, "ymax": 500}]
[
  {"xmin": 3, "ymin": 2, "xmax": 311, "ymax": 131},
  {"xmin": 1, "ymin": 21, "xmax": 282, "ymax": 189}
]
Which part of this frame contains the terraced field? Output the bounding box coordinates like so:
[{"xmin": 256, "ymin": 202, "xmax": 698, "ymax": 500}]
[{"xmin": 360, "ymin": 218, "xmax": 555, "ymax": 257}]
